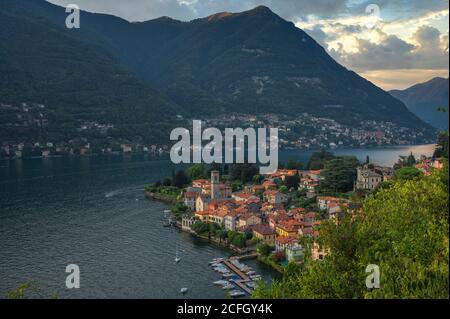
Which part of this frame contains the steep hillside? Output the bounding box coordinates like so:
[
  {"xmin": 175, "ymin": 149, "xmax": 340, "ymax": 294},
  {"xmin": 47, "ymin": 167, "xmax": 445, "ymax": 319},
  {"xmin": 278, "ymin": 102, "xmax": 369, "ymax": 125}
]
[{"xmin": 390, "ymin": 78, "xmax": 449, "ymax": 130}]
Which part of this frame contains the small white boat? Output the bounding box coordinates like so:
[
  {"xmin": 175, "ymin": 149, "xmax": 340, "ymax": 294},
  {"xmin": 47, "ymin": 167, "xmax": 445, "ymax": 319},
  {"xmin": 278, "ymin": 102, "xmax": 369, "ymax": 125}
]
[
  {"xmin": 246, "ymin": 271, "xmax": 256, "ymax": 275},
  {"xmin": 222, "ymin": 283, "xmax": 234, "ymax": 290},
  {"xmin": 246, "ymin": 282, "xmax": 257, "ymax": 289},
  {"xmin": 229, "ymin": 290, "xmax": 246, "ymax": 298},
  {"xmin": 222, "ymin": 273, "xmax": 234, "ymax": 278},
  {"xmin": 180, "ymin": 288, "xmax": 188, "ymax": 294},
  {"xmin": 175, "ymin": 257, "xmax": 181, "ymax": 263},
  {"xmin": 213, "ymin": 280, "xmax": 229, "ymax": 286}
]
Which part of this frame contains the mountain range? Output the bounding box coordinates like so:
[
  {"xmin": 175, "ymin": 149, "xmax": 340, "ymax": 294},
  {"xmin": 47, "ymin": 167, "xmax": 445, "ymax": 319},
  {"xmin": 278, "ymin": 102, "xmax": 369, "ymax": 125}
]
[
  {"xmin": 390, "ymin": 77, "xmax": 449, "ymax": 130},
  {"xmin": 0, "ymin": 0, "xmax": 435, "ymax": 145}
]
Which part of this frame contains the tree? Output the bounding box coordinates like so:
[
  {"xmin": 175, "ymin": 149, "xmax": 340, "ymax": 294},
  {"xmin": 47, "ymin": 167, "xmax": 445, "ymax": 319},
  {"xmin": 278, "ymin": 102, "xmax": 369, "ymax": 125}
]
[
  {"xmin": 394, "ymin": 167, "xmax": 422, "ymax": 180},
  {"xmin": 279, "ymin": 185, "xmax": 288, "ymax": 194},
  {"xmin": 252, "ymin": 174, "xmax": 264, "ymax": 185},
  {"xmin": 227, "ymin": 231, "xmax": 247, "ymax": 248},
  {"xmin": 162, "ymin": 178, "xmax": 172, "ymax": 187},
  {"xmin": 320, "ymin": 156, "xmax": 359, "ymax": 193},
  {"xmin": 254, "ymin": 162, "xmax": 449, "ymax": 299},
  {"xmin": 434, "ymin": 132, "xmax": 449, "ymax": 159},
  {"xmin": 257, "ymin": 243, "xmax": 273, "ymax": 256},
  {"xmin": 308, "ymin": 150, "xmax": 335, "ymax": 170},
  {"xmin": 284, "ymin": 174, "xmax": 300, "ymax": 189},
  {"xmin": 186, "ymin": 164, "xmax": 207, "ymax": 180},
  {"xmin": 285, "ymin": 160, "xmax": 304, "ymax": 170},
  {"xmin": 229, "ymin": 164, "xmax": 258, "ymax": 183},
  {"xmin": 406, "ymin": 152, "xmax": 416, "ymax": 166},
  {"xmin": 191, "ymin": 221, "xmax": 210, "ymax": 235},
  {"xmin": 272, "ymin": 251, "xmax": 286, "ymax": 263},
  {"xmin": 173, "ymin": 170, "xmax": 189, "ymax": 188}
]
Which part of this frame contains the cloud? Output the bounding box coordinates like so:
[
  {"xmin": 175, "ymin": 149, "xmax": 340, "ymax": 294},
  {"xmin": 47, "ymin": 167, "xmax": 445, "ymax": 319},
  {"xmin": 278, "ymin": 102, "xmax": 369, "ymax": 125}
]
[{"xmin": 359, "ymin": 69, "xmax": 449, "ymax": 90}]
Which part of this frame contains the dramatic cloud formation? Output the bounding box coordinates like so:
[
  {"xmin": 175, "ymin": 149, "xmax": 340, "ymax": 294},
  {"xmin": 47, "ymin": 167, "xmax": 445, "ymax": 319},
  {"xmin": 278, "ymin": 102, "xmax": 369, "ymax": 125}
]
[{"xmin": 48, "ymin": 0, "xmax": 449, "ymax": 89}]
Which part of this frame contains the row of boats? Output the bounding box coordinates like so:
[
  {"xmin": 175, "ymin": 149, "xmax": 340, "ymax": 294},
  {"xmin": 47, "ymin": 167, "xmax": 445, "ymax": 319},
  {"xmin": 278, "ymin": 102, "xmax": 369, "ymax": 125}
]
[{"xmin": 209, "ymin": 258, "xmax": 261, "ymax": 298}]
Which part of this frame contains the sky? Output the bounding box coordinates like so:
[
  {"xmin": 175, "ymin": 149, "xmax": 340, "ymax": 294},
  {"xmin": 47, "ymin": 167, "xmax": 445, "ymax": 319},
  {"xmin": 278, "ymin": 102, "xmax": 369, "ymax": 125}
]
[{"xmin": 48, "ymin": 0, "xmax": 449, "ymax": 90}]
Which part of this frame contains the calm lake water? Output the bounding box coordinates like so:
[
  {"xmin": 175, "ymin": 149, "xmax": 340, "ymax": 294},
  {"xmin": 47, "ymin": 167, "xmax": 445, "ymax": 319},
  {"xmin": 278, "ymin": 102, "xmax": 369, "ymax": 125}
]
[{"xmin": 0, "ymin": 144, "xmax": 435, "ymax": 298}]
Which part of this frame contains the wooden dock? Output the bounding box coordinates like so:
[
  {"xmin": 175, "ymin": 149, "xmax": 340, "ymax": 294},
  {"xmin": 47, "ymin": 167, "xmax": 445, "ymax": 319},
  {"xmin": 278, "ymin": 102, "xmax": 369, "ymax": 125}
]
[
  {"xmin": 222, "ymin": 259, "xmax": 250, "ymax": 281},
  {"xmin": 233, "ymin": 280, "xmax": 253, "ymax": 295},
  {"xmin": 220, "ymin": 259, "xmax": 255, "ymax": 295}
]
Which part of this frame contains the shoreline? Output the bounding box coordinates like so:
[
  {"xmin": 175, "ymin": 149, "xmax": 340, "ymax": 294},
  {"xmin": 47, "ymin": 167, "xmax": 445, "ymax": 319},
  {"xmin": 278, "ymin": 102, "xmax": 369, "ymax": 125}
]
[{"xmin": 1, "ymin": 143, "xmax": 436, "ymax": 162}]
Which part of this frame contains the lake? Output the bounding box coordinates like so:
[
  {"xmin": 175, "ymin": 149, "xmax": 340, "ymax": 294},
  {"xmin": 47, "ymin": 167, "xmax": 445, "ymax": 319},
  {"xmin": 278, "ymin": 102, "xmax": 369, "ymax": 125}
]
[{"xmin": 0, "ymin": 144, "xmax": 436, "ymax": 298}]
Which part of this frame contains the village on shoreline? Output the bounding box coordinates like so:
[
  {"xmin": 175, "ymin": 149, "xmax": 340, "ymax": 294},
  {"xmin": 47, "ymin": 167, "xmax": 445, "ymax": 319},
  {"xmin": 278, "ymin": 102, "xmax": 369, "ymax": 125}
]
[{"xmin": 144, "ymin": 150, "xmax": 445, "ymax": 273}]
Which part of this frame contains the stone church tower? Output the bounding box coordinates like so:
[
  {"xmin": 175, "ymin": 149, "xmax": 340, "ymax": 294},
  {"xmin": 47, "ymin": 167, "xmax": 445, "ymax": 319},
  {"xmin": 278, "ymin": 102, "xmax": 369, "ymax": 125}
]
[{"xmin": 211, "ymin": 170, "xmax": 220, "ymax": 199}]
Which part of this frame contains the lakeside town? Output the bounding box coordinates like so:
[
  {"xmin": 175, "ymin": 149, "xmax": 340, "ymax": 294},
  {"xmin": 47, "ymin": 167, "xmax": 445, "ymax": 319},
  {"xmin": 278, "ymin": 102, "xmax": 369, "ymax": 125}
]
[
  {"xmin": 144, "ymin": 149, "xmax": 446, "ymax": 281},
  {"xmin": 0, "ymin": 102, "xmax": 436, "ymax": 160}
]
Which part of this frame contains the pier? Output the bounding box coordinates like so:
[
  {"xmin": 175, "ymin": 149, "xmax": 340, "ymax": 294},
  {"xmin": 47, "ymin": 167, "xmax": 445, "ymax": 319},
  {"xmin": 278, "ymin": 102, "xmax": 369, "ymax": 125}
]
[
  {"xmin": 222, "ymin": 259, "xmax": 250, "ymax": 281},
  {"xmin": 212, "ymin": 257, "xmax": 259, "ymax": 296}
]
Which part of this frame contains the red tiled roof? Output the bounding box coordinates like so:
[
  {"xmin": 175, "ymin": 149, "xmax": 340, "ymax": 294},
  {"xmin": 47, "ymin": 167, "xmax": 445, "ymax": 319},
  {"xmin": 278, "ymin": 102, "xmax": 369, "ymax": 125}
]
[
  {"xmin": 253, "ymin": 224, "xmax": 276, "ymax": 236},
  {"xmin": 275, "ymin": 236, "xmax": 298, "ymax": 245}
]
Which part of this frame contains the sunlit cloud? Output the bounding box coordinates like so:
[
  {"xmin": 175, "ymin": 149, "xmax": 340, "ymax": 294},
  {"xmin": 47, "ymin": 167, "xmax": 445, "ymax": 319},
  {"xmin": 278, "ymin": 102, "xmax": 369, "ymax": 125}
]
[{"xmin": 359, "ymin": 69, "xmax": 449, "ymax": 91}]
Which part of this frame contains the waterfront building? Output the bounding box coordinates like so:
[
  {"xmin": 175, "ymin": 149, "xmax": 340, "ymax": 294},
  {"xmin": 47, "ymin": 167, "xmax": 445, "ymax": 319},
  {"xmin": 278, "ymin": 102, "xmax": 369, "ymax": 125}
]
[
  {"xmin": 252, "ymin": 224, "xmax": 276, "ymax": 246},
  {"xmin": 224, "ymin": 213, "xmax": 239, "ymax": 231},
  {"xmin": 181, "ymin": 215, "xmax": 196, "ymax": 232},
  {"xmin": 286, "ymin": 244, "xmax": 304, "ymax": 263},
  {"xmin": 275, "ymin": 236, "xmax": 298, "ymax": 252}
]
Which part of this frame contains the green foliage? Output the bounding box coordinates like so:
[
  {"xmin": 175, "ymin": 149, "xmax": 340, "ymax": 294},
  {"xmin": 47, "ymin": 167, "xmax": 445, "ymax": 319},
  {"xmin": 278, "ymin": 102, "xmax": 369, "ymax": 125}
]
[
  {"xmin": 171, "ymin": 203, "xmax": 189, "ymax": 219},
  {"xmin": 191, "ymin": 221, "xmax": 210, "ymax": 235},
  {"xmin": 163, "ymin": 178, "xmax": 172, "ymax": 187},
  {"xmin": 434, "ymin": 132, "xmax": 449, "ymax": 159},
  {"xmin": 394, "ymin": 167, "xmax": 422, "ymax": 180},
  {"xmin": 173, "ymin": 170, "xmax": 189, "ymax": 188},
  {"xmin": 186, "ymin": 164, "xmax": 208, "ymax": 180},
  {"xmin": 280, "ymin": 160, "xmax": 304, "ymax": 170},
  {"xmin": 227, "ymin": 231, "xmax": 247, "ymax": 248},
  {"xmin": 308, "ymin": 150, "xmax": 335, "ymax": 170},
  {"xmin": 395, "ymin": 152, "xmax": 417, "ymax": 168},
  {"xmin": 252, "ymin": 174, "xmax": 264, "ymax": 185},
  {"xmin": 229, "ymin": 164, "xmax": 259, "ymax": 184},
  {"xmin": 254, "ymin": 164, "xmax": 449, "ymax": 299},
  {"xmin": 278, "ymin": 185, "xmax": 288, "ymax": 194},
  {"xmin": 284, "ymin": 174, "xmax": 300, "ymax": 189},
  {"xmin": 257, "ymin": 243, "xmax": 273, "ymax": 256},
  {"xmin": 5, "ymin": 280, "xmax": 52, "ymax": 299},
  {"xmin": 320, "ymin": 156, "xmax": 359, "ymax": 193}
]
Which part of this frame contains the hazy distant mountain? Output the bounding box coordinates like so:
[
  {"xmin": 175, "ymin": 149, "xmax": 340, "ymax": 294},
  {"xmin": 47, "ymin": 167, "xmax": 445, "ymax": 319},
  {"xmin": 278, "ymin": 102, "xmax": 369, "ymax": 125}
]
[
  {"xmin": 390, "ymin": 78, "xmax": 449, "ymax": 130},
  {"xmin": 0, "ymin": 0, "xmax": 434, "ymax": 145}
]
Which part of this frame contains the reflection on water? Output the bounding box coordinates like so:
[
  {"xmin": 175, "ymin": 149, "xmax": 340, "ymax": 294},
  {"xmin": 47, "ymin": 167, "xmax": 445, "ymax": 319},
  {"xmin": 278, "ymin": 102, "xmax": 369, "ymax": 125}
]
[
  {"xmin": 0, "ymin": 155, "xmax": 278, "ymax": 299},
  {"xmin": 0, "ymin": 145, "xmax": 436, "ymax": 298}
]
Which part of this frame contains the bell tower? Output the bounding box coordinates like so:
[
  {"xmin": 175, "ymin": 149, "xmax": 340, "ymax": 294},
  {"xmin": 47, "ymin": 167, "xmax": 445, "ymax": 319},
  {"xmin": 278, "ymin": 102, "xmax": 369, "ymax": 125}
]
[{"xmin": 211, "ymin": 170, "xmax": 220, "ymax": 199}]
